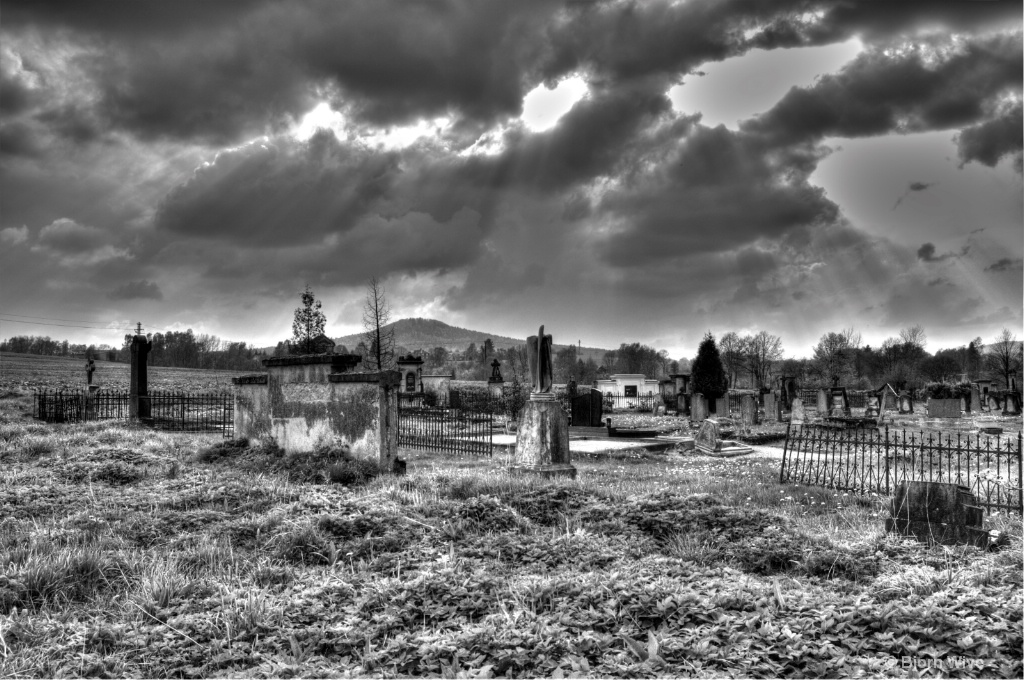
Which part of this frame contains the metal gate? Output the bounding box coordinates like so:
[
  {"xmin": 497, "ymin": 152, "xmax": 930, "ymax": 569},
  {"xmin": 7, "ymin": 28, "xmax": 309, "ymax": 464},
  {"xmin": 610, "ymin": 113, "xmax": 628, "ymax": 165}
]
[{"xmin": 397, "ymin": 400, "xmax": 493, "ymax": 456}]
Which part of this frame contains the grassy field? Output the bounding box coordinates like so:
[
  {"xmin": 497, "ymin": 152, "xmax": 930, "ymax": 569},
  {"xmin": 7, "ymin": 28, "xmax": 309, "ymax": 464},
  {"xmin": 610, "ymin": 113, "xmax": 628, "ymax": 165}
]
[
  {"xmin": 0, "ymin": 381, "xmax": 1021, "ymax": 678},
  {"xmin": 0, "ymin": 352, "xmax": 252, "ymax": 392}
]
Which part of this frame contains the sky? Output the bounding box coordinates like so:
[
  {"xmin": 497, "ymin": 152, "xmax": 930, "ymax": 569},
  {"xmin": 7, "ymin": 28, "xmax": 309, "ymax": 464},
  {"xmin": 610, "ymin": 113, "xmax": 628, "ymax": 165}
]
[{"xmin": 1, "ymin": 0, "xmax": 1021, "ymax": 360}]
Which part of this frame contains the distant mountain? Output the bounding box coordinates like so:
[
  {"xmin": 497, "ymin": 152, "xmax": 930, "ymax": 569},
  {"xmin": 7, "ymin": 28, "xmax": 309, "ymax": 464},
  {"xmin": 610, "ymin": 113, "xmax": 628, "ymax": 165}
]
[{"xmin": 333, "ymin": 318, "xmax": 608, "ymax": 361}]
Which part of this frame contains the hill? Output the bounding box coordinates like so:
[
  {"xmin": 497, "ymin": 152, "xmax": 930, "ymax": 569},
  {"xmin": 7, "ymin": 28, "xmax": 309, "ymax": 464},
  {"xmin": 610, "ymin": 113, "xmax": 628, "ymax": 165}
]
[{"xmin": 334, "ymin": 318, "xmax": 608, "ymax": 361}]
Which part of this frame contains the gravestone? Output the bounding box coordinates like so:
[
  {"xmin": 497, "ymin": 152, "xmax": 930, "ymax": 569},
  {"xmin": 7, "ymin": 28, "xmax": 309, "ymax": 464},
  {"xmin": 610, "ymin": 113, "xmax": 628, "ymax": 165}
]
[
  {"xmin": 865, "ymin": 394, "xmax": 880, "ymax": 419},
  {"xmin": 690, "ymin": 394, "xmax": 708, "ymax": 423},
  {"xmin": 1004, "ymin": 393, "xmax": 1022, "ymax": 416},
  {"xmin": 790, "ymin": 398, "xmax": 806, "ymax": 424},
  {"xmin": 928, "ymin": 398, "xmax": 961, "ymax": 419},
  {"xmin": 827, "ymin": 387, "xmax": 850, "ymax": 417},
  {"xmin": 898, "ymin": 392, "xmax": 914, "ymax": 414},
  {"xmin": 85, "ymin": 359, "xmax": 95, "ymax": 386},
  {"xmin": 510, "ymin": 325, "xmax": 575, "ymax": 479},
  {"xmin": 970, "ymin": 385, "xmax": 982, "ymax": 413},
  {"xmin": 780, "ymin": 376, "xmax": 798, "ymax": 410},
  {"xmin": 988, "ymin": 394, "xmax": 1002, "ymax": 411},
  {"xmin": 715, "ymin": 396, "xmax": 729, "ymax": 417},
  {"xmin": 816, "ymin": 389, "xmax": 829, "ymax": 414},
  {"xmin": 694, "ymin": 418, "xmax": 752, "ymax": 457},
  {"xmin": 740, "ymin": 394, "xmax": 759, "ymax": 427},
  {"xmin": 880, "ymin": 385, "xmax": 898, "ymax": 412},
  {"xmin": 763, "ymin": 393, "xmax": 780, "ymax": 422},
  {"xmin": 886, "ymin": 481, "xmax": 988, "ymax": 548},
  {"xmin": 676, "ymin": 394, "xmax": 690, "ymax": 416}
]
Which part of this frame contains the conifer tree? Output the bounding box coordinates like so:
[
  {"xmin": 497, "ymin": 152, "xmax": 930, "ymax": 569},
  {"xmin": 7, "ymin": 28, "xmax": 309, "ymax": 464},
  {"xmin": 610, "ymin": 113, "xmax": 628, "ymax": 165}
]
[
  {"xmin": 291, "ymin": 284, "xmax": 326, "ymax": 354},
  {"xmin": 691, "ymin": 332, "xmax": 728, "ymax": 401}
]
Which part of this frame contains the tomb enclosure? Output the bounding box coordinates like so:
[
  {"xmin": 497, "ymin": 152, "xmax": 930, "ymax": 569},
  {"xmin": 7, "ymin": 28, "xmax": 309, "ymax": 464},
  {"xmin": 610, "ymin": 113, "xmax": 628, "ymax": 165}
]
[{"xmin": 232, "ymin": 353, "xmax": 400, "ymax": 469}]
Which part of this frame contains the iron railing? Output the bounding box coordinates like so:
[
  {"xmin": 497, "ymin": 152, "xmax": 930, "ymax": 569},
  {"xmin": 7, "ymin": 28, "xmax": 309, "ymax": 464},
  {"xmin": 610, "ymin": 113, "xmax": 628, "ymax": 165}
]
[
  {"xmin": 34, "ymin": 389, "xmax": 233, "ymax": 437},
  {"xmin": 397, "ymin": 404, "xmax": 493, "ymax": 456},
  {"xmin": 780, "ymin": 424, "xmax": 1022, "ymax": 515}
]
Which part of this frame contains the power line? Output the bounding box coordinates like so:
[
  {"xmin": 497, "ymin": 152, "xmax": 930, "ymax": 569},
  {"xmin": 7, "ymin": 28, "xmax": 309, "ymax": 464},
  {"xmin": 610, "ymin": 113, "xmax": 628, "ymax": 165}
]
[
  {"xmin": 0, "ymin": 311, "xmax": 128, "ymax": 325},
  {"xmin": 0, "ymin": 318, "xmax": 135, "ymax": 331}
]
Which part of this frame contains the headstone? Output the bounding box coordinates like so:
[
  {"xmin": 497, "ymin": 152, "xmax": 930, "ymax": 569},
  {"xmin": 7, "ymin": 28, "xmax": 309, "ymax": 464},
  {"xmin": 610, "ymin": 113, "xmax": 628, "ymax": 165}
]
[
  {"xmin": 865, "ymin": 394, "xmax": 880, "ymax": 419},
  {"xmin": 509, "ymin": 325, "xmax": 575, "ymax": 479},
  {"xmin": 694, "ymin": 418, "xmax": 752, "ymax": 456},
  {"xmin": 740, "ymin": 394, "xmax": 758, "ymax": 427},
  {"xmin": 988, "ymin": 394, "xmax": 1001, "ymax": 411},
  {"xmin": 780, "ymin": 376, "xmax": 797, "ymax": 410},
  {"xmin": 880, "ymin": 386, "xmax": 898, "ymax": 411},
  {"xmin": 84, "ymin": 359, "xmax": 95, "ymax": 385},
  {"xmin": 489, "ymin": 359, "xmax": 503, "ymax": 383},
  {"xmin": 790, "ymin": 398, "xmax": 805, "ymax": 424},
  {"xmin": 690, "ymin": 394, "xmax": 708, "ymax": 423},
  {"xmin": 970, "ymin": 385, "xmax": 982, "ymax": 413},
  {"xmin": 676, "ymin": 393, "xmax": 690, "ymax": 416},
  {"xmin": 763, "ymin": 393, "xmax": 780, "ymax": 422},
  {"xmin": 1004, "ymin": 393, "xmax": 1022, "ymax": 416},
  {"xmin": 886, "ymin": 481, "xmax": 988, "ymax": 548},
  {"xmin": 816, "ymin": 389, "xmax": 829, "ymax": 414},
  {"xmin": 827, "ymin": 387, "xmax": 850, "ymax": 417},
  {"xmin": 898, "ymin": 392, "xmax": 914, "ymax": 414},
  {"xmin": 715, "ymin": 396, "xmax": 729, "ymax": 417},
  {"xmin": 927, "ymin": 398, "xmax": 961, "ymax": 419}
]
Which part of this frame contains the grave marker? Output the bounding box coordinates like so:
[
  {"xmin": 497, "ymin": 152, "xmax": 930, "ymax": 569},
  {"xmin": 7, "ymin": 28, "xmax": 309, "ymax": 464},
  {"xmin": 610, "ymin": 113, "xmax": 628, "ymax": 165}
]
[
  {"xmin": 886, "ymin": 481, "xmax": 988, "ymax": 548},
  {"xmin": 690, "ymin": 394, "xmax": 708, "ymax": 423},
  {"xmin": 740, "ymin": 394, "xmax": 758, "ymax": 427},
  {"xmin": 970, "ymin": 384, "xmax": 982, "ymax": 413},
  {"xmin": 715, "ymin": 395, "xmax": 729, "ymax": 417},
  {"xmin": 763, "ymin": 393, "xmax": 780, "ymax": 422},
  {"xmin": 694, "ymin": 418, "xmax": 752, "ymax": 456},
  {"xmin": 1004, "ymin": 393, "xmax": 1022, "ymax": 416},
  {"xmin": 816, "ymin": 389, "xmax": 828, "ymax": 414},
  {"xmin": 928, "ymin": 398, "xmax": 961, "ymax": 418},
  {"xmin": 129, "ymin": 327, "xmax": 152, "ymax": 421},
  {"xmin": 898, "ymin": 391, "xmax": 914, "ymax": 414},
  {"xmin": 790, "ymin": 398, "xmax": 806, "ymax": 424},
  {"xmin": 827, "ymin": 387, "xmax": 850, "ymax": 417}
]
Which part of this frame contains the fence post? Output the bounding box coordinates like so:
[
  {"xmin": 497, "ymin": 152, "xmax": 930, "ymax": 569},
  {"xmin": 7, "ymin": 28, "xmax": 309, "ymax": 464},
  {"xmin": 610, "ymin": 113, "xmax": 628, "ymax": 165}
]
[
  {"xmin": 884, "ymin": 425, "xmax": 890, "ymax": 497},
  {"xmin": 779, "ymin": 420, "xmax": 792, "ymax": 483}
]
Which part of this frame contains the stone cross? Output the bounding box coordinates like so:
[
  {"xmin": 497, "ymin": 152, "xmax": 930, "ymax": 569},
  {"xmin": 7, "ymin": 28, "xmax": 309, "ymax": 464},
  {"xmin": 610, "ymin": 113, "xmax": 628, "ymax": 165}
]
[
  {"xmin": 489, "ymin": 358, "xmax": 503, "ymax": 382},
  {"xmin": 85, "ymin": 359, "xmax": 95, "ymax": 385}
]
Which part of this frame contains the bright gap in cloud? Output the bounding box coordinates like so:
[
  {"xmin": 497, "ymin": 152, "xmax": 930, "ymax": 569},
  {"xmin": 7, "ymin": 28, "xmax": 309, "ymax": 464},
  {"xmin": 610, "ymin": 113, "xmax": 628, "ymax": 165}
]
[
  {"xmin": 521, "ymin": 76, "xmax": 588, "ymax": 132},
  {"xmin": 292, "ymin": 102, "xmax": 450, "ymax": 149},
  {"xmin": 669, "ymin": 38, "xmax": 862, "ymax": 128}
]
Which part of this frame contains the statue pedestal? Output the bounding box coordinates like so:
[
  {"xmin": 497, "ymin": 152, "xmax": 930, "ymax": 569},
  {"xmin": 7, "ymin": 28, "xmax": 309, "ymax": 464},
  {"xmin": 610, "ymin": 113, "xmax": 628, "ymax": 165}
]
[
  {"xmin": 84, "ymin": 384, "xmax": 99, "ymax": 421},
  {"xmin": 509, "ymin": 394, "xmax": 576, "ymax": 479}
]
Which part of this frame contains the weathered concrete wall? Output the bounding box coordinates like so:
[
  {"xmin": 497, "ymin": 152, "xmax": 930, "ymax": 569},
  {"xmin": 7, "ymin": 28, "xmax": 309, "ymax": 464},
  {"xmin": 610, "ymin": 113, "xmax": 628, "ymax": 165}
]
[{"xmin": 234, "ymin": 381, "xmax": 271, "ymax": 440}]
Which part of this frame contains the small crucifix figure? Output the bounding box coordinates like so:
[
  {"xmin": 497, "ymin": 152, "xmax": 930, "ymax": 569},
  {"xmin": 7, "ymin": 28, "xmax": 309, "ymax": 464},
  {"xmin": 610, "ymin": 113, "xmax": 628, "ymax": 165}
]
[{"xmin": 85, "ymin": 359, "xmax": 95, "ymax": 385}]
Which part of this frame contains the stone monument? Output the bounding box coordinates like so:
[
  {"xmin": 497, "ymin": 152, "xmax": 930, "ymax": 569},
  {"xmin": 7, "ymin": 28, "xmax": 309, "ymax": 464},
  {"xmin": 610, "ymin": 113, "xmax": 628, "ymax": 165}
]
[
  {"xmin": 886, "ymin": 482, "xmax": 988, "ymax": 548},
  {"xmin": 763, "ymin": 392, "xmax": 780, "ymax": 423},
  {"xmin": 898, "ymin": 391, "xmax": 914, "ymax": 414},
  {"xmin": 129, "ymin": 326, "xmax": 152, "ymax": 421},
  {"xmin": 816, "ymin": 389, "xmax": 829, "ymax": 414},
  {"xmin": 509, "ymin": 325, "xmax": 575, "ymax": 478},
  {"xmin": 970, "ymin": 384, "xmax": 982, "ymax": 413},
  {"xmin": 694, "ymin": 418, "xmax": 752, "ymax": 457},
  {"xmin": 740, "ymin": 394, "xmax": 759, "ymax": 427},
  {"xmin": 790, "ymin": 398, "xmax": 805, "ymax": 424},
  {"xmin": 690, "ymin": 393, "xmax": 708, "ymax": 423}
]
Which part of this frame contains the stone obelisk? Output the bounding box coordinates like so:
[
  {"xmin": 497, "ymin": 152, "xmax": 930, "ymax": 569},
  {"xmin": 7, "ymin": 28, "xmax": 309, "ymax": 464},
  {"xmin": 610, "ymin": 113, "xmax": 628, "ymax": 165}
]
[{"xmin": 509, "ymin": 325, "xmax": 576, "ymax": 479}]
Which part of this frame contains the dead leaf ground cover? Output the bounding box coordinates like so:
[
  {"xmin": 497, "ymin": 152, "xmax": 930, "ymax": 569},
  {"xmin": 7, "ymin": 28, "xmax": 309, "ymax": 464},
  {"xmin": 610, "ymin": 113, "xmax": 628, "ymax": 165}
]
[{"xmin": 0, "ymin": 388, "xmax": 1020, "ymax": 678}]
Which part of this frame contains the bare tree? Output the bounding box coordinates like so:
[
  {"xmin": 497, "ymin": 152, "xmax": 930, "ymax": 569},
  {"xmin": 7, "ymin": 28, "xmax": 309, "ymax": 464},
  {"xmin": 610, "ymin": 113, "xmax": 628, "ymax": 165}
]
[
  {"xmin": 718, "ymin": 332, "xmax": 747, "ymax": 388},
  {"xmin": 812, "ymin": 328, "xmax": 861, "ymax": 387},
  {"xmin": 986, "ymin": 328, "xmax": 1023, "ymax": 390},
  {"xmin": 744, "ymin": 331, "xmax": 783, "ymax": 390},
  {"xmin": 362, "ymin": 277, "xmax": 395, "ymax": 371}
]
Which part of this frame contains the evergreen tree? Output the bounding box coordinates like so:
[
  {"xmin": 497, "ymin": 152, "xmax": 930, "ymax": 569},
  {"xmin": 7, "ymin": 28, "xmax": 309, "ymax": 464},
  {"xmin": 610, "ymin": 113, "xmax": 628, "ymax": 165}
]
[
  {"xmin": 291, "ymin": 284, "xmax": 326, "ymax": 354},
  {"xmin": 691, "ymin": 332, "xmax": 728, "ymax": 401}
]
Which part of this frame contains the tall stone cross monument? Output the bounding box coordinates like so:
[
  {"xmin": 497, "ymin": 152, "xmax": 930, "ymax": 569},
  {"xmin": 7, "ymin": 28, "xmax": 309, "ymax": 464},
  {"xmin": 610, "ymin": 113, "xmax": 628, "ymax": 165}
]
[
  {"xmin": 129, "ymin": 323, "xmax": 153, "ymax": 420},
  {"xmin": 509, "ymin": 325, "xmax": 576, "ymax": 478}
]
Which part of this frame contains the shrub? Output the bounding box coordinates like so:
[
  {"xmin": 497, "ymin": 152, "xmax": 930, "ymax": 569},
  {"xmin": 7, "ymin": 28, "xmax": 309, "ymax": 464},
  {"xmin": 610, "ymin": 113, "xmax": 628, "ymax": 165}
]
[{"xmin": 327, "ymin": 457, "xmax": 381, "ymax": 486}]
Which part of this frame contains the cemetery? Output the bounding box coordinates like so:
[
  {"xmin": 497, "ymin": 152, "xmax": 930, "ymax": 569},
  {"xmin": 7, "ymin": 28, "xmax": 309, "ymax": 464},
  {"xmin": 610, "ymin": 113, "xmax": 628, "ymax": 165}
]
[{"xmin": 2, "ymin": 322, "xmax": 1021, "ymax": 678}]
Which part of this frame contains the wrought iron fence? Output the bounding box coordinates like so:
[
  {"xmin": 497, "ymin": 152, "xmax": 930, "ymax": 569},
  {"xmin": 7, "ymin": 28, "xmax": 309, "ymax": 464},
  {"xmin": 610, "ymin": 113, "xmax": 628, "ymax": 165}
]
[
  {"xmin": 34, "ymin": 389, "xmax": 233, "ymax": 437},
  {"xmin": 143, "ymin": 392, "xmax": 234, "ymax": 435},
  {"xmin": 601, "ymin": 393, "xmax": 662, "ymax": 412},
  {"xmin": 780, "ymin": 424, "xmax": 1022, "ymax": 515},
  {"xmin": 397, "ymin": 403, "xmax": 493, "ymax": 456},
  {"xmin": 34, "ymin": 389, "xmax": 85, "ymax": 423}
]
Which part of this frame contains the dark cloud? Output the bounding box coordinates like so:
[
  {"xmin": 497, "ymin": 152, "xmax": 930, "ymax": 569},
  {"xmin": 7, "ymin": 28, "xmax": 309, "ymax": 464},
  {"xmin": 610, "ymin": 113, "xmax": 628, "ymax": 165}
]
[
  {"xmin": 742, "ymin": 32, "xmax": 1022, "ymax": 147},
  {"xmin": 156, "ymin": 131, "xmax": 401, "ymax": 246},
  {"xmin": 108, "ymin": 280, "xmax": 163, "ymax": 301},
  {"xmin": 36, "ymin": 218, "xmax": 106, "ymax": 252},
  {"xmin": 927, "ymin": 277, "xmax": 950, "ymax": 287},
  {"xmin": 985, "ymin": 257, "xmax": 1023, "ymax": 272},
  {"xmin": 956, "ymin": 101, "xmax": 1023, "ymax": 173},
  {"xmin": 892, "ymin": 181, "xmax": 936, "ymax": 210},
  {"xmin": 597, "ymin": 124, "xmax": 838, "ymax": 264},
  {"xmin": 749, "ymin": 1, "xmax": 1020, "ymax": 50},
  {"xmin": 916, "ymin": 242, "xmax": 960, "ymax": 263}
]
